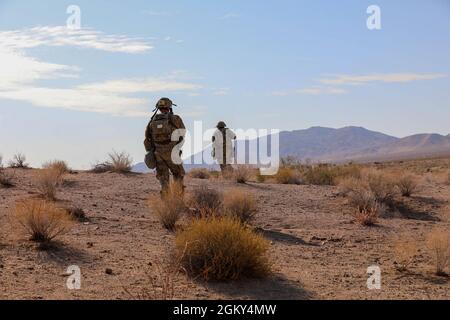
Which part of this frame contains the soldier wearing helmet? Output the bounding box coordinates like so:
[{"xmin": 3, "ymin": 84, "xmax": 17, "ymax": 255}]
[
  {"xmin": 144, "ymin": 98, "xmax": 186, "ymax": 196},
  {"xmin": 212, "ymin": 121, "xmax": 236, "ymax": 174}
]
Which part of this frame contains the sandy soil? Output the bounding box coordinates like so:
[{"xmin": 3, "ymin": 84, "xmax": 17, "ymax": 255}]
[{"xmin": 0, "ymin": 162, "xmax": 449, "ymax": 300}]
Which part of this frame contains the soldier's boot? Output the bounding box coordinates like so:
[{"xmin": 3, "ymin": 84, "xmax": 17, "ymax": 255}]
[
  {"xmin": 159, "ymin": 179, "xmax": 170, "ymax": 199},
  {"xmin": 173, "ymin": 175, "xmax": 185, "ymax": 197}
]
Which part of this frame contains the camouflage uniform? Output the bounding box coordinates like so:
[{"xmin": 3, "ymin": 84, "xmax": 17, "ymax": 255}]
[
  {"xmin": 144, "ymin": 99, "xmax": 186, "ymax": 194},
  {"xmin": 212, "ymin": 122, "xmax": 236, "ymax": 174}
]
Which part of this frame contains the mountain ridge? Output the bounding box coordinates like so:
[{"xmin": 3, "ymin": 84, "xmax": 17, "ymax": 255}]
[{"xmin": 133, "ymin": 126, "xmax": 450, "ymax": 172}]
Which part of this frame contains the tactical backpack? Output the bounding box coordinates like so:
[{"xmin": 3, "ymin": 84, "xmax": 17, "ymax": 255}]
[{"xmin": 149, "ymin": 114, "xmax": 176, "ymax": 145}]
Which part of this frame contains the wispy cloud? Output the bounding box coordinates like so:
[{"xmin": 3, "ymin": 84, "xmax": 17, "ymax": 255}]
[
  {"xmin": 0, "ymin": 48, "xmax": 79, "ymax": 90},
  {"xmin": 78, "ymin": 78, "xmax": 202, "ymax": 94},
  {"xmin": 0, "ymin": 25, "xmax": 199, "ymax": 116},
  {"xmin": 0, "ymin": 26, "xmax": 153, "ymax": 53},
  {"xmin": 220, "ymin": 13, "xmax": 240, "ymax": 20},
  {"xmin": 0, "ymin": 77, "xmax": 203, "ymax": 117},
  {"xmin": 212, "ymin": 88, "xmax": 230, "ymax": 96},
  {"xmin": 271, "ymin": 86, "xmax": 346, "ymax": 96},
  {"xmin": 320, "ymin": 73, "xmax": 446, "ymax": 86}
]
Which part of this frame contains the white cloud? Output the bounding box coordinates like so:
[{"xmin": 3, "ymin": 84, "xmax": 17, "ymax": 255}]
[
  {"xmin": 78, "ymin": 78, "xmax": 202, "ymax": 94},
  {"xmin": 320, "ymin": 73, "xmax": 446, "ymax": 86},
  {"xmin": 213, "ymin": 88, "xmax": 230, "ymax": 96},
  {"xmin": 0, "ymin": 87, "xmax": 148, "ymax": 117},
  {"xmin": 0, "ymin": 26, "xmax": 153, "ymax": 53},
  {"xmin": 295, "ymin": 87, "xmax": 347, "ymax": 95},
  {"xmin": 271, "ymin": 87, "xmax": 346, "ymax": 96},
  {"xmin": 0, "ymin": 26, "xmax": 200, "ymax": 116},
  {"xmin": 0, "ymin": 77, "xmax": 203, "ymax": 117},
  {"xmin": 0, "ymin": 48, "xmax": 79, "ymax": 90}
]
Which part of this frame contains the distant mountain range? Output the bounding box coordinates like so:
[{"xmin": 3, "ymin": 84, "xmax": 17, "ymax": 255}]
[{"xmin": 132, "ymin": 126, "xmax": 450, "ymax": 172}]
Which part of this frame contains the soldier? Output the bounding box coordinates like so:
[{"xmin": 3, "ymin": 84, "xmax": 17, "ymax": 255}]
[
  {"xmin": 144, "ymin": 98, "xmax": 186, "ymax": 196},
  {"xmin": 212, "ymin": 121, "xmax": 236, "ymax": 174}
]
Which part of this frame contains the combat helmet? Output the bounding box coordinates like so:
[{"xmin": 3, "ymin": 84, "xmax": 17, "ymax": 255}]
[
  {"xmin": 217, "ymin": 121, "xmax": 227, "ymax": 129},
  {"xmin": 156, "ymin": 97, "xmax": 177, "ymax": 109}
]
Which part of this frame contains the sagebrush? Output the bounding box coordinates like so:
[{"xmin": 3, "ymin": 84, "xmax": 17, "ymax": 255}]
[
  {"xmin": 14, "ymin": 199, "xmax": 74, "ymax": 244},
  {"xmin": 175, "ymin": 216, "xmax": 271, "ymax": 281},
  {"xmin": 149, "ymin": 184, "xmax": 185, "ymax": 231}
]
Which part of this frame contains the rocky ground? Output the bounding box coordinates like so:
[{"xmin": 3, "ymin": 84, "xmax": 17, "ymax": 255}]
[{"xmin": 0, "ymin": 160, "xmax": 449, "ymax": 300}]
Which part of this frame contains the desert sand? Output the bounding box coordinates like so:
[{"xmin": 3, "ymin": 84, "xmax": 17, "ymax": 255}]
[{"xmin": 0, "ymin": 158, "xmax": 449, "ymax": 300}]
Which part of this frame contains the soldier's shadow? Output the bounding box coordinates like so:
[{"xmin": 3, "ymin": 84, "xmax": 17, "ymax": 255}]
[
  {"xmin": 36, "ymin": 241, "xmax": 91, "ymax": 266},
  {"xmin": 205, "ymin": 274, "xmax": 314, "ymax": 300}
]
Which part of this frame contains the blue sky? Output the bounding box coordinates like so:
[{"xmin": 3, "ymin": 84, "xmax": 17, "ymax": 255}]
[{"xmin": 0, "ymin": 0, "xmax": 449, "ymax": 168}]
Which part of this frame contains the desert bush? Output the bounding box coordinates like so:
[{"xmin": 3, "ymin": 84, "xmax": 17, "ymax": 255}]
[
  {"xmin": 149, "ymin": 184, "xmax": 185, "ymax": 231},
  {"xmin": 274, "ymin": 167, "xmax": 302, "ymax": 185},
  {"xmin": 223, "ymin": 189, "xmax": 257, "ymax": 223},
  {"xmin": 8, "ymin": 153, "xmax": 28, "ymax": 169},
  {"xmin": 395, "ymin": 173, "xmax": 419, "ymax": 197},
  {"xmin": 108, "ymin": 151, "xmax": 133, "ymax": 173},
  {"xmin": 364, "ymin": 169, "xmax": 397, "ymax": 204},
  {"xmin": 35, "ymin": 168, "xmax": 63, "ymax": 200},
  {"xmin": 175, "ymin": 216, "xmax": 271, "ymax": 281},
  {"xmin": 348, "ymin": 190, "xmax": 382, "ymax": 226},
  {"xmin": 14, "ymin": 199, "xmax": 74, "ymax": 243},
  {"xmin": 339, "ymin": 170, "xmax": 397, "ymax": 205},
  {"xmin": 123, "ymin": 259, "xmax": 182, "ymax": 300},
  {"xmin": 91, "ymin": 162, "xmax": 114, "ymax": 173},
  {"xmin": 188, "ymin": 168, "xmax": 210, "ymax": 180},
  {"xmin": 66, "ymin": 207, "xmax": 89, "ymax": 222},
  {"xmin": 301, "ymin": 164, "xmax": 361, "ymax": 186},
  {"xmin": 394, "ymin": 239, "xmax": 418, "ymax": 272},
  {"xmin": 188, "ymin": 185, "xmax": 223, "ymax": 217},
  {"xmin": 233, "ymin": 165, "xmax": 252, "ymax": 184},
  {"xmin": 426, "ymin": 229, "xmax": 450, "ymax": 276},
  {"xmin": 43, "ymin": 160, "xmax": 70, "ymax": 176},
  {"xmin": 256, "ymin": 172, "xmax": 267, "ymax": 183},
  {"xmin": 0, "ymin": 169, "xmax": 15, "ymax": 188}
]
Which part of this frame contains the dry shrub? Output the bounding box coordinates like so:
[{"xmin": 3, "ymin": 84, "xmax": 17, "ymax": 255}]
[
  {"xmin": 8, "ymin": 153, "xmax": 29, "ymax": 169},
  {"xmin": 35, "ymin": 168, "xmax": 63, "ymax": 200},
  {"xmin": 0, "ymin": 169, "xmax": 15, "ymax": 188},
  {"xmin": 395, "ymin": 173, "xmax": 420, "ymax": 197},
  {"xmin": 149, "ymin": 184, "xmax": 185, "ymax": 231},
  {"xmin": 233, "ymin": 165, "xmax": 252, "ymax": 184},
  {"xmin": 123, "ymin": 259, "xmax": 182, "ymax": 300},
  {"xmin": 340, "ymin": 178, "xmax": 383, "ymax": 226},
  {"xmin": 274, "ymin": 167, "xmax": 302, "ymax": 185},
  {"xmin": 43, "ymin": 160, "xmax": 70, "ymax": 176},
  {"xmin": 175, "ymin": 216, "xmax": 271, "ymax": 281},
  {"xmin": 188, "ymin": 168, "xmax": 210, "ymax": 180},
  {"xmin": 223, "ymin": 189, "xmax": 257, "ymax": 223},
  {"xmin": 426, "ymin": 229, "xmax": 450, "ymax": 276},
  {"xmin": 188, "ymin": 185, "xmax": 223, "ymax": 217},
  {"xmin": 108, "ymin": 151, "xmax": 133, "ymax": 173},
  {"xmin": 91, "ymin": 162, "xmax": 113, "ymax": 173},
  {"xmin": 66, "ymin": 207, "xmax": 89, "ymax": 222},
  {"xmin": 14, "ymin": 199, "xmax": 74, "ymax": 243},
  {"xmin": 341, "ymin": 169, "xmax": 397, "ymax": 205},
  {"xmin": 302, "ymin": 164, "xmax": 361, "ymax": 186},
  {"xmin": 365, "ymin": 169, "xmax": 397, "ymax": 204},
  {"xmin": 302, "ymin": 165, "xmax": 335, "ymax": 185},
  {"xmin": 394, "ymin": 239, "xmax": 418, "ymax": 272},
  {"xmin": 256, "ymin": 172, "xmax": 267, "ymax": 183}
]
